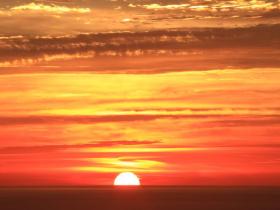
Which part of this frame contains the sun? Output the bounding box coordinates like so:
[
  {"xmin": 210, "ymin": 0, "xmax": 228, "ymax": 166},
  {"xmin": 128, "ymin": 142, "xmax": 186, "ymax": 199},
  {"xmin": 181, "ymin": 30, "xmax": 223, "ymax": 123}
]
[{"xmin": 114, "ymin": 172, "xmax": 141, "ymax": 186}]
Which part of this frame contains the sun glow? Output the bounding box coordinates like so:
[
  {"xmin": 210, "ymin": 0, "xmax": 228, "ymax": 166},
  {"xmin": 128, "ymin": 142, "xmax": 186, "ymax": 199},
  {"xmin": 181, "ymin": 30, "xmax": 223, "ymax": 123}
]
[{"xmin": 114, "ymin": 172, "xmax": 141, "ymax": 186}]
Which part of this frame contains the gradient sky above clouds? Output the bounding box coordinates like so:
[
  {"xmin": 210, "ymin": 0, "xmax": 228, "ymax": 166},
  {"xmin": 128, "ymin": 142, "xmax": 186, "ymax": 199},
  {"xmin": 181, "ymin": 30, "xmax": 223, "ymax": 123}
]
[{"xmin": 0, "ymin": 0, "xmax": 280, "ymax": 186}]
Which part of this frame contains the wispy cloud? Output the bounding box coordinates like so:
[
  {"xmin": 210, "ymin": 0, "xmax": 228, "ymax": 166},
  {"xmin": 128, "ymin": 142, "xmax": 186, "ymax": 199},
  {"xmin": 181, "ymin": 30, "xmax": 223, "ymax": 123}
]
[
  {"xmin": 139, "ymin": 3, "xmax": 191, "ymax": 10},
  {"xmin": 0, "ymin": 0, "xmax": 279, "ymax": 36},
  {"xmin": 11, "ymin": 3, "xmax": 91, "ymax": 13},
  {"xmin": 0, "ymin": 140, "xmax": 160, "ymax": 154},
  {"xmin": 132, "ymin": 0, "xmax": 278, "ymax": 12}
]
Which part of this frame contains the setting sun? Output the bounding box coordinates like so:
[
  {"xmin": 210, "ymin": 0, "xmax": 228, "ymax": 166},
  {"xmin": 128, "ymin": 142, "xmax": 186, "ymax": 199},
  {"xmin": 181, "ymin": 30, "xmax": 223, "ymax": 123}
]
[{"xmin": 114, "ymin": 172, "xmax": 141, "ymax": 186}]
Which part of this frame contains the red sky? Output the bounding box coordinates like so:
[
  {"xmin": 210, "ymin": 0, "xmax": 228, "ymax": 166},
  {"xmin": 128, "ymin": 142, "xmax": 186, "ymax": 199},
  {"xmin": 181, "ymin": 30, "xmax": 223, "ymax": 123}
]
[{"xmin": 0, "ymin": 0, "xmax": 280, "ymax": 186}]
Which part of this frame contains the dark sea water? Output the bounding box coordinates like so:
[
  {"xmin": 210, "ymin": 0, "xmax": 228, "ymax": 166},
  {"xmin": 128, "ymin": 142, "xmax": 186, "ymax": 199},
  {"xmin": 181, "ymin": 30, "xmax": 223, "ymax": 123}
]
[{"xmin": 0, "ymin": 187, "xmax": 279, "ymax": 210}]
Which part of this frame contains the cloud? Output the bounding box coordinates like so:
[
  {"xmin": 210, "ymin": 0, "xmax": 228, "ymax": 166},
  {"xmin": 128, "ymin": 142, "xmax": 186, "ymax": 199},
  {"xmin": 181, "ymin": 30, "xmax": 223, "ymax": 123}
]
[
  {"xmin": 11, "ymin": 3, "xmax": 91, "ymax": 14},
  {"xmin": 0, "ymin": 114, "xmax": 207, "ymax": 126},
  {"xmin": 0, "ymin": 3, "xmax": 132, "ymax": 36},
  {"xmin": 0, "ymin": 140, "xmax": 160, "ymax": 154},
  {"xmin": 37, "ymin": 0, "xmax": 75, "ymax": 3},
  {"xmin": 205, "ymin": 117, "xmax": 280, "ymax": 127},
  {"xmin": 77, "ymin": 157, "xmax": 166, "ymax": 173},
  {"xmin": 130, "ymin": 0, "xmax": 279, "ymax": 13},
  {"xmin": 262, "ymin": 9, "xmax": 280, "ymax": 18},
  {"xmin": 0, "ymin": 0, "xmax": 279, "ymax": 37},
  {"xmin": 140, "ymin": 3, "xmax": 190, "ymax": 10},
  {"xmin": 138, "ymin": 3, "xmax": 211, "ymax": 12},
  {"xmin": 0, "ymin": 113, "xmax": 279, "ymax": 126},
  {"xmin": 0, "ymin": 24, "xmax": 279, "ymax": 72}
]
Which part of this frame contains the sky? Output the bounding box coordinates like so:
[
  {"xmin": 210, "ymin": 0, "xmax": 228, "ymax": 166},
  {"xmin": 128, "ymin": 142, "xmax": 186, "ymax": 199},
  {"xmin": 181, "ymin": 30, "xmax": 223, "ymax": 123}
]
[{"xmin": 0, "ymin": 0, "xmax": 280, "ymax": 186}]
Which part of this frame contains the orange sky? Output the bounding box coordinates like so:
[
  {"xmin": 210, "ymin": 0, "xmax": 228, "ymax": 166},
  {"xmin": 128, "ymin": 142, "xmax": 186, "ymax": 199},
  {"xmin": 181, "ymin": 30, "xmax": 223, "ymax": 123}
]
[
  {"xmin": 1, "ymin": 69, "xmax": 280, "ymax": 186},
  {"xmin": 0, "ymin": 0, "xmax": 280, "ymax": 186}
]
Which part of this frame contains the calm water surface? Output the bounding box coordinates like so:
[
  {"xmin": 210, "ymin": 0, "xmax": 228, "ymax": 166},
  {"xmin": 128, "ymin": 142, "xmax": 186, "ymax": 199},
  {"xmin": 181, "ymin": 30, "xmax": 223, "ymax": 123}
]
[{"xmin": 0, "ymin": 187, "xmax": 279, "ymax": 210}]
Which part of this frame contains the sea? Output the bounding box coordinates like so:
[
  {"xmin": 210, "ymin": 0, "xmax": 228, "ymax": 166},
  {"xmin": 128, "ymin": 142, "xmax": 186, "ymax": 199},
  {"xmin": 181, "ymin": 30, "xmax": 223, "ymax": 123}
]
[{"xmin": 0, "ymin": 186, "xmax": 279, "ymax": 210}]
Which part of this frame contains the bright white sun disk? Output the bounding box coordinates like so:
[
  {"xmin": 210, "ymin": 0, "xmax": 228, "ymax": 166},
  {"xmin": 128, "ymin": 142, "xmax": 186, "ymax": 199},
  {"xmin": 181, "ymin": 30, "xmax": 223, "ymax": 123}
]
[{"xmin": 114, "ymin": 172, "xmax": 140, "ymax": 186}]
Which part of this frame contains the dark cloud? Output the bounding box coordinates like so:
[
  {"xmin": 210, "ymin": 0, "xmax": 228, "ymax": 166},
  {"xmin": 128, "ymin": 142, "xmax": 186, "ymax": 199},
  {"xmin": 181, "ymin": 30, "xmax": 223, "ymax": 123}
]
[
  {"xmin": 118, "ymin": 107, "xmax": 280, "ymax": 113},
  {"xmin": 0, "ymin": 114, "xmax": 279, "ymax": 126},
  {"xmin": 206, "ymin": 117, "xmax": 280, "ymax": 127},
  {"xmin": 0, "ymin": 24, "xmax": 280, "ymax": 72},
  {"xmin": 0, "ymin": 114, "xmax": 214, "ymax": 126},
  {"xmin": 262, "ymin": 9, "xmax": 280, "ymax": 18},
  {"xmin": 2, "ymin": 24, "xmax": 279, "ymax": 55},
  {"xmin": 0, "ymin": 140, "xmax": 160, "ymax": 154}
]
